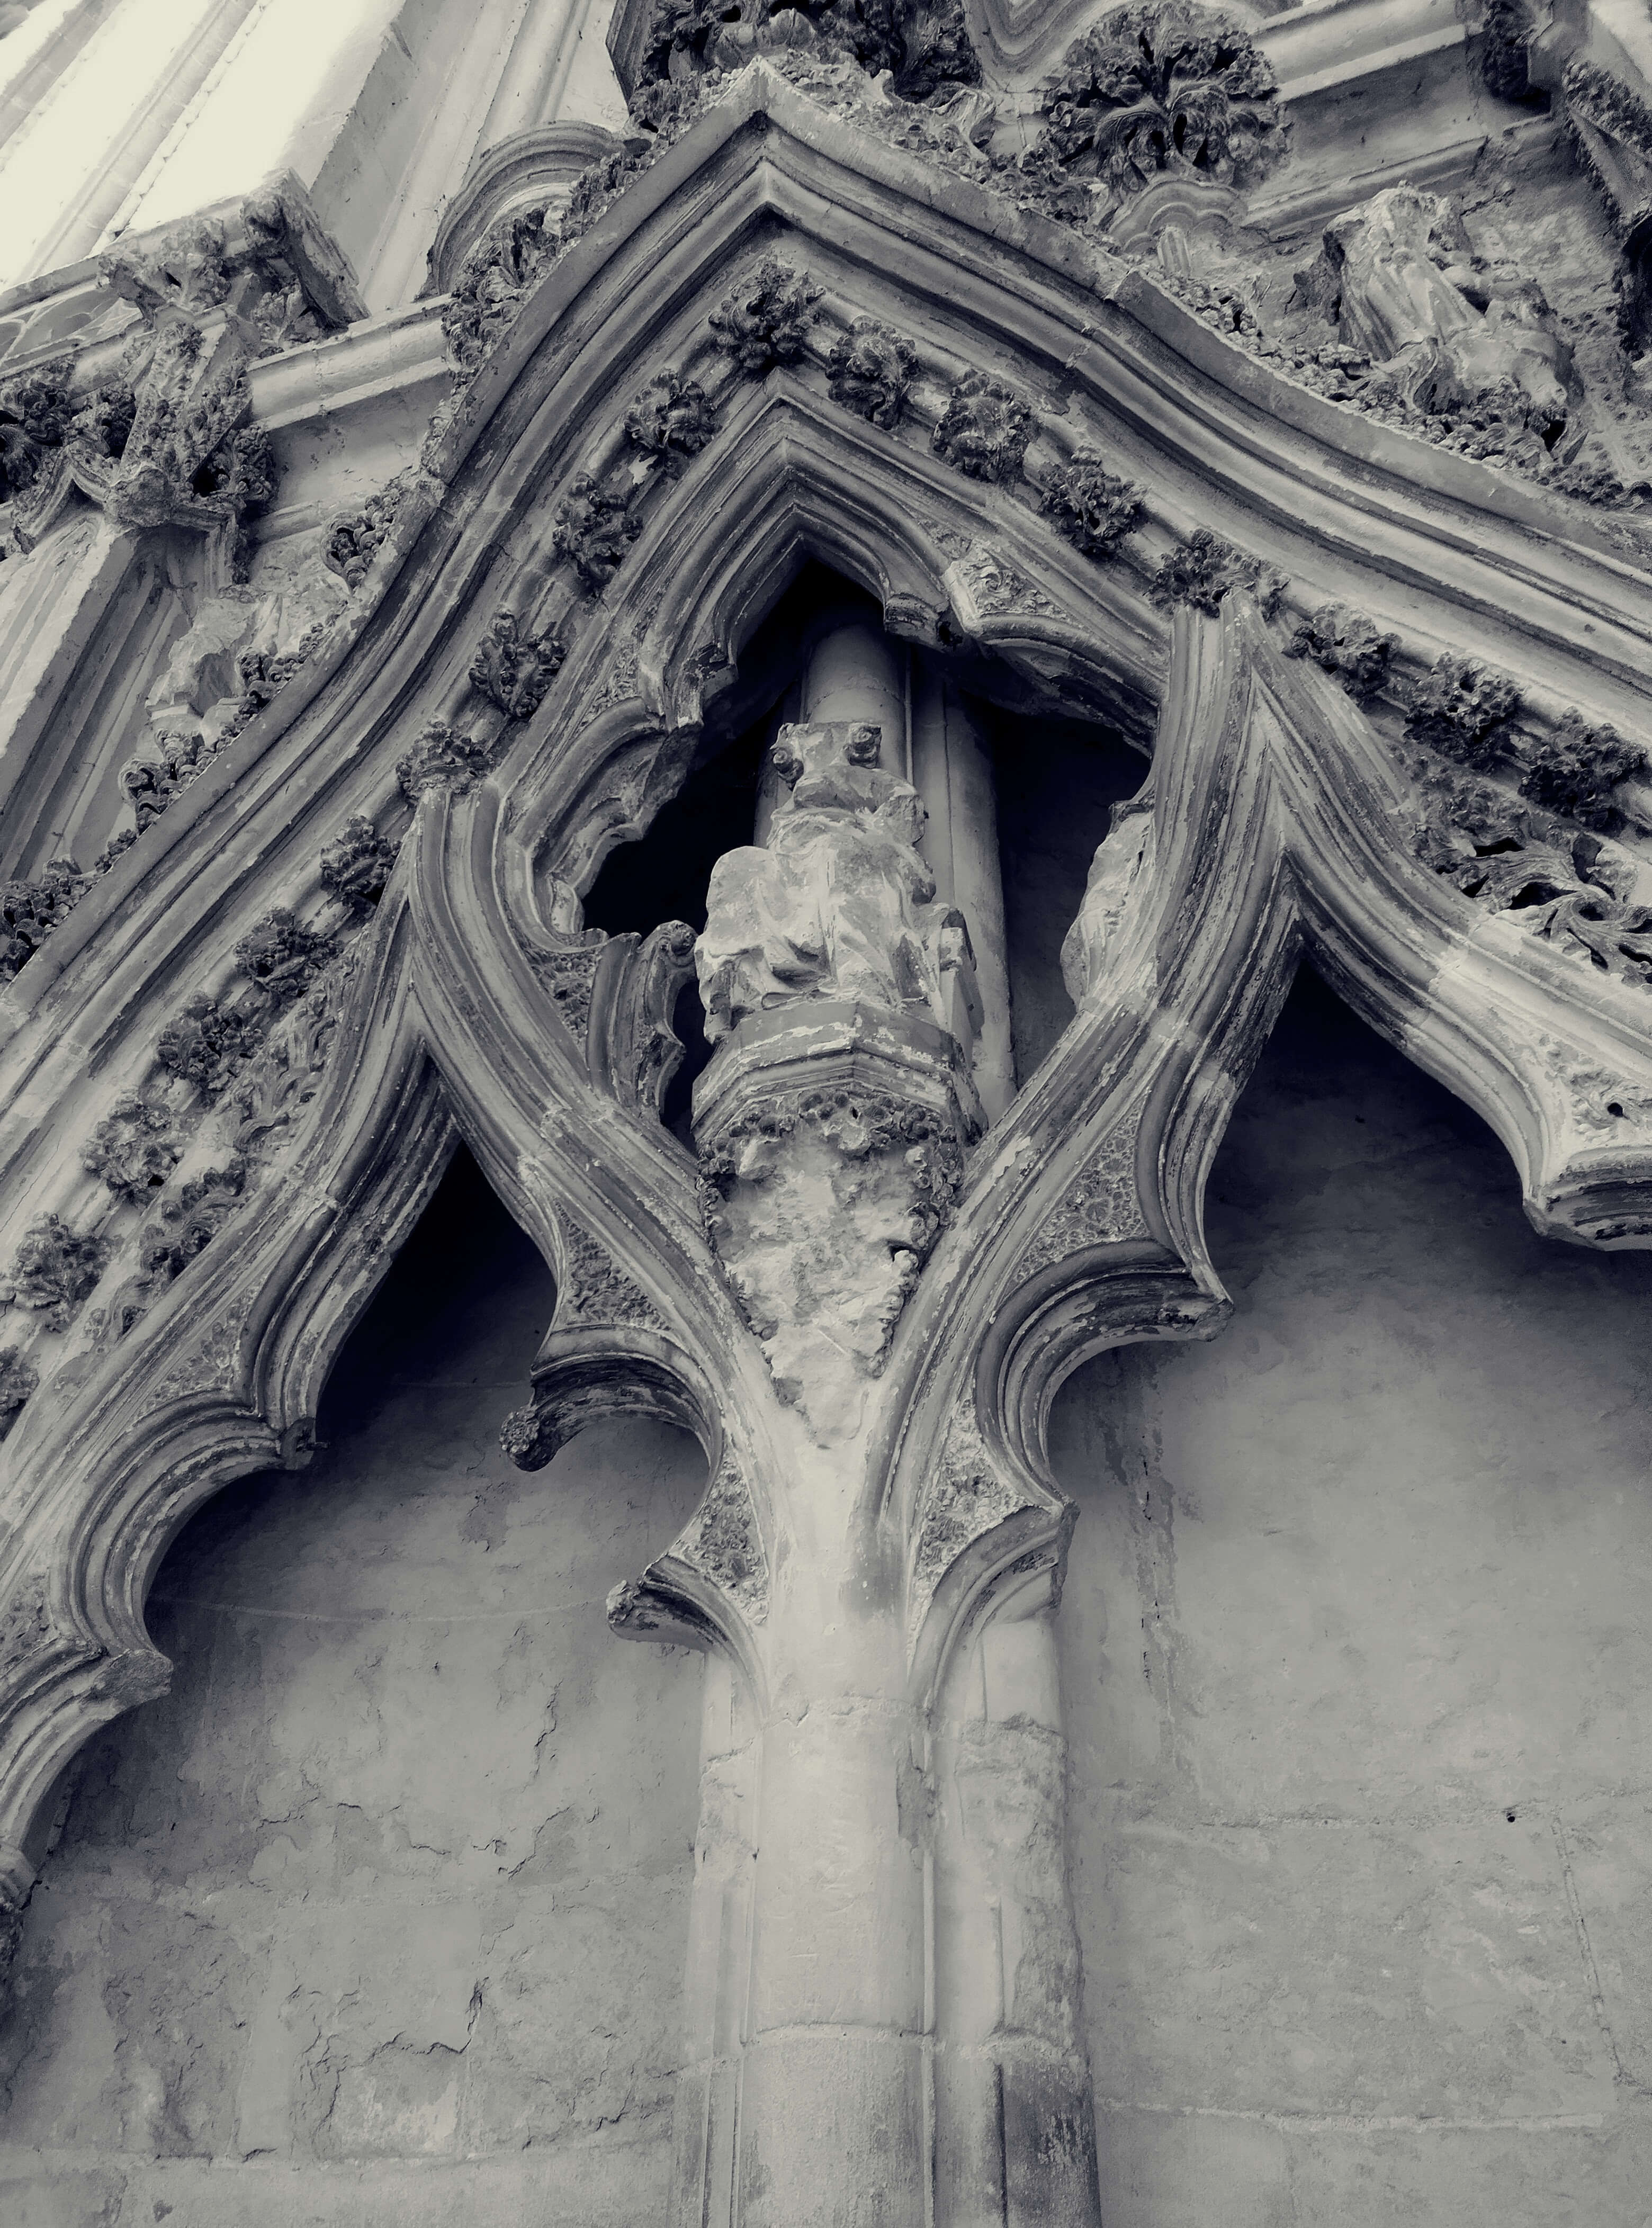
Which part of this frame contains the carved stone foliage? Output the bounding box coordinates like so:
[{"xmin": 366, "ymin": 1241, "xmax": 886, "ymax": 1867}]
[
  {"xmin": 0, "ymin": 360, "xmax": 74, "ymax": 504},
  {"xmin": 1519, "ymin": 713, "xmax": 1647, "ymax": 833},
  {"xmin": 1563, "ymin": 60, "xmax": 1652, "ymax": 355},
  {"xmin": 554, "ymin": 1215, "xmax": 666, "ymax": 1331},
  {"xmin": 638, "ymin": 0, "xmax": 978, "ymax": 103},
  {"xmin": 1035, "ymin": 4, "xmax": 1288, "ymax": 208},
  {"xmin": 534, "ymin": 939, "xmax": 608, "ymax": 1045},
  {"xmin": 931, "ymin": 372, "xmax": 1034, "ymax": 483},
  {"xmin": 696, "ymin": 720, "xmax": 974, "ymax": 1043},
  {"xmin": 674, "ymin": 1451, "xmax": 768, "ymax": 1625},
  {"xmin": 227, "ymin": 969, "xmax": 344, "ymax": 1160},
  {"xmin": 1285, "ymin": 604, "xmax": 1397, "ymax": 702},
  {"xmin": 2, "ymin": 1217, "xmax": 109, "ymax": 1334},
  {"xmin": 699, "ymin": 1085, "xmax": 964, "ymax": 1427},
  {"xmin": 156, "ymin": 913, "xmax": 334, "ymax": 1104},
  {"xmin": 623, "ymin": 368, "xmax": 716, "ymax": 473},
  {"xmin": 325, "ymin": 475, "xmax": 411, "ymax": 589},
  {"xmin": 907, "ymin": 1404, "xmax": 1038, "ymax": 1649},
  {"xmin": 468, "ymin": 609, "xmax": 565, "ymax": 718},
  {"xmin": 551, "ymin": 471, "xmax": 643, "ymax": 592},
  {"xmin": 0, "ymin": 1349, "xmax": 36, "ymax": 1441},
  {"xmin": 319, "ymin": 817, "xmax": 400, "ymax": 912},
  {"xmin": 83, "ymin": 1097, "xmax": 185, "ymax": 1203},
  {"xmin": 136, "ymin": 1162, "xmax": 246, "ymax": 1291},
  {"xmin": 709, "ymin": 257, "xmax": 822, "ymax": 375},
  {"xmin": 1403, "ymin": 652, "xmax": 1521, "ymax": 769},
  {"xmin": 1149, "ymin": 526, "xmax": 1281, "ymax": 614},
  {"xmin": 0, "ymin": 859, "xmax": 93, "ymax": 985},
  {"xmin": 826, "ymin": 318, "xmax": 918, "ymax": 429},
  {"xmin": 118, "ymin": 725, "xmax": 212, "ymax": 833},
  {"xmin": 443, "ymin": 205, "xmax": 556, "ymax": 380},
  {"xmin": 1297, "ymin": 186, "xmax": 1576, "ymax": 460},
  {"xmin": 1016, "ymin": 1125, "xmax": 1151, "ymax": 1273},
  {"xmin": 1039, "ymin": 447, "xmax": 1144, "ymax": 559},
  {"xmin": 396, "ymin": 723, "xmax": 492, "ymax": 801}
]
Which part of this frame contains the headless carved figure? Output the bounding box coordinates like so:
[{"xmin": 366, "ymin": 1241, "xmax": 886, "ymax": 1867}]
[{"xmin": 697, "ymin": 719, "xmax": 975, "ymax": 1043}]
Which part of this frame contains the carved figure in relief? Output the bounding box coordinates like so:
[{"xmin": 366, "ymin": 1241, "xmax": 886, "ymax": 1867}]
[
  {"xmin": 696, "ymin": 718, "xmax": 978, "ymax": 1044},
  {"xmin": 1301, "ymin": 186, "xmax": 1577, "ymax": 452}
]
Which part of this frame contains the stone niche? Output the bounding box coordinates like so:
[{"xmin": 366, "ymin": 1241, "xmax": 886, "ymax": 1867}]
[{"xmin": 0, "ymin": 1151, "xmax": 706, "ymax": 2228}]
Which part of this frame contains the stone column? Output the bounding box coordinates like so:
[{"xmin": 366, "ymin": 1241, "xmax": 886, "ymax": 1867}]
[{"xmin": 931, "ymin": 1581, "xmax": 1100, "ymax": 2227}]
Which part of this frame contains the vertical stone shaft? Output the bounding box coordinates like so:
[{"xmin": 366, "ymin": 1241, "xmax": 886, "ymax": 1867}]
[
  {"xmin": 931, "ymin": 1598, "xmax": 1100, "ymax": 2226},
  {"xmin": 910, "ymin": 664, "xmax": 1016, "ymax": 1121}
]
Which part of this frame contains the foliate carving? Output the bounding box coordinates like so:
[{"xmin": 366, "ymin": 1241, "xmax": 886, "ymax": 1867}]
[
  {"xmin": 1298, "ymin": 186, "xmax": 1575, "ymax": 460},
  {"xmin": 534, "ymin": 939, "xmax": 608, "ymax": 1044},
  {"xmin": 697, "ymin": 721, "xmax": 977, "ymax": 1045},
  {"xmin": 1036, "ymin": 5, "xmax": 1288, "ymax": 208},
  {"xmin": 1284, "ymin": 604, "xmax": 1396, "ymax": 702},
  {"xmin": 709, "ymin": 257, "xmax": 822, "ymax": 375},
  {"xmin": 2, "ymin": 1217, "xmax": 110, "ymax": 1333},
  {"xmin": 118, "ymin": 726, "xmax": 211, "ymax": 832},
  {"xmin": 0, "ymin": 1572, "xmax": 52, "ymax": 1678},
  {"xmin": 551, "ymin": 470, "xmax": 643, "ymax": 592},
  {"xmin": 1, "ymin": 859, "xmax": 94, "ymax": 985},
  {"xmin": 319, "ymin": 817, "xmax": 400, "ymax": 912},
  {"xmin": 443, "ymin": 205, "xmax": 555, "ymax": 380},
  {"xmin": 675, "ymin": 1451, "xmax": 768, "ymax": 1625},
  {"xmin": 826, "ymin": 319, "xmax": 918, "ymax": 429},
  {"xmin": 83, "ymin": 1097, "xmax": 185, "ymax": 1202},
  {"xmin": 1563, "ymin": 61, "xmax": 1652, "ymax": 353},
  {"xmin": 1403, "ymin": 652, "xmax": 1521, "ymax": 769},
  {"xmin": 232, "ymin": 910, "xmax": 334, "ymax": 1010},
  {"xmin": 1149, "ymin": 527, "xmax": 1281, "ymax": 615},
  {"xmin": 1518, "ymin": 713, "xmax": 1646, "ymax": 833},
  {"xmin": 624, "ymin": 369, "xmax": 716, "ymax": 473},
  {"xmin": 638, "ymin": 0, "xmax": 978, "ymax": 102},
  {"xmin": 469, "ymin": 609, "xmax": 565, "ymax": 718},
  {"xmin": 1017, "ymin": 1126, "xmax": 1150, "ymax": 1274},
  {"xmin": 222, "ymin": 626, "xmax": 322, "ymax": 743},
  {"xmin": 228, "ymin": 969, "xmax": 345, "ymax": 1159},
  {"xmin": 930, "ymin": 372, "xmax": 1034, "ymax": 483},
  {"xmin": 908, "ymin": 1405, "xmax": 1038, "ymax": 1647},
  {"xmin": 0, "ymin": 1350, "xmax": 37, "ymax": 1441},
  {"xmin": 97, "ymin": 218, "xmax": 231, "ymax": 319},
  {"xmin": 556, "ymin": 1216, "xmax": 666, "ymax": 1331},
  {"xmin": 324, "ymin": 475, "xmax": 410, "ymax": 589},
  {"xmin": 1415, "ymin": 774, "xmax": 1652, "ymax": 991},
  {"xmin": 155, "ymin": 995, "xmax": 269, "ymax": 1103},
  {"xmin": 0, "ymin": 358, "xmax": 74, "ymax": 504},
  {"xmin": 396, "ymin": 722, "xmax": 492, "ymax": 801},
  {"xmin": 1040, "ymin": 448, "xmax": 1144, "ymax": 559},
  {"xmin": 136, "ymin": 1162, "xmax": 246, "ymax": 1290}
]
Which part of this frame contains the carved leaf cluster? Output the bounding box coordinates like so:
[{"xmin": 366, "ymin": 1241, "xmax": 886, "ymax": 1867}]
[
  {"xmin": 710, "ymin": 257, "xmax": 822, "ymax": 376},
  {"xmin": 826, "ymin": 319, "xmax": 918, "ymax": 430},
  {"xmin": 1285, "ymin": 604, "xmax": 1397, "ymax": 702},
  {"xmin": 1037, "ymin": 3, "xmax": 1287, "ymax": 199},
  {"xmin": 931, "ymin": 371, "xmax": 1034, "ymax": 483},
  {"xmin": 319, "ymin": 817, "xmax": 400, "ymax": 911},
  {"xmin": 325, "ymin": 476, "xmax": 408, "ymax": 589},
  {"xmin": 1404, "ymin": 652, "xmax": 1521, "ymax": 769},
  {"xmin": 469, "ymin": 609, "xmax": 565, "ymax": 718},
  {"xmin": 136, "ymin": 1162, "xmax": 246, "ymax": 1290},
  {"xmin": 1040, "ymin": 447, "xmax": 1144, "ymax": 558},
  {"xmin": 1517, "ymin": 711, "xmax": 1647, "ymax": 833},
  {"xmin": 157, "ymin": 911, "xmax": 334, "ymax": 1103},
  {"xmin": 624, "ymin": 369, "xmax": 716, "ymax": 474},
  {"xmin": 1149, "ymin": 526, "xmax": 1282, "ymax": 615},
  {"xmin": 0, "ymin": 358, "xmax": 74, "ymax": 502},
  {"xmin": 0, "ymin": 858, "xmax": 94, "ymax": 984},
  {"xmin": 3, "ymin": 1216, "xmax": 109, "ymax": 1333},
  {"xmin": 639, "ymin": 0, "xmax": 977, "ymax": 101},
  {"xmin": 119, "ymin": 726, "xmax": 211, "ymax": 832},
  {"xmin": 443, "ymin": 207, "xmax": 555, "ymax": 380},
  {"xmin": 233, "ymin": 909, "xmax": 335, "ymax": 1010},
  {"xmin": 551, "ymin": 471, "xmax": 643, "ymax": 592},
  {"xmin": 396, "ymin": 722, "xmax": 492, "ymax": 801},
  {"xmin": 0, "ymin": 1348, "xmax": 37, "ymax": 1441},
  {"xmin": 83, "ymin": 1096, "xmax": 185, "ymax": 1202}
]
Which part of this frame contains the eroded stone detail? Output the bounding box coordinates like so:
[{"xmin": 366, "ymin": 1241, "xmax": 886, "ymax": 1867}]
[
  {"xmin": 1040, "ymin": 447, "xmax": 1145, "ymax": 560},
  {"xmin": 826, "ymin": 319, "xmax": 918, "ymax": 429},
  {"xmin": 535, "ymin": 939, "xmax": 608, "ymax": 1044},
  {"xmin": 227, "ymin": 969, "xmax": 346, "ymax": 1160},
  {"xmin": 325, "ymin": 475, "xmax": 411, "ymax": 589},
  {"xmin": 2, "ymin": 1217, "xmax": 109, "ymax": 1333},
  {"xmin": 136, "ymin": 1162, "xmax": 247, "ymax": 1290},
  {"xmin": 709, "ymin": 257, "xmax": 822, "ymax": 375},
  {"xmin": 1016, "ymin": 1124, "xmax": 1151, "ymax": 1273},
  {"xmin": 0, "ymin": 1350, "xmax": 37, "ymax": 1441},
  {"xmin": 696, "ymin": 721, "xmax": 976, "ymax": 1042},
  {"xmin": 930, "ymin": 371, "xmax": 1034, "ymax": 482},
  {"xmin": 1518, "ymin": 712, "xmax": 1646, "ymax": 834},
  {"xmin": 1564, "ymin": 60, "xmax": 1652, "ymax": 356},
  {"xmin": 552, "ymin": 471, "xmax": 643, "ymax": 592},
  {"xmin": 1285, "ymin": 604, "xmax": 1397, "ymax": 702},
  {"xmin": 156, "ymin": 916, "xmax": 335, "ymax": 1105},
  {"xmin": 624, "ymin": 369, "xmax": 716, "ymax": 472},
  {"xmin": 555, "ymin": 1215, "xmax": 667, "ymax": 1331},
  {"xmin": 908, "ymin": 1404, "xmax": 1036, "ymax": 1647},
  {"xmin": 1062, "ymin": 790, "xmax": 1154, "ymax": 1003},
  {"xmin": 0, "ymin": 859, "xmax": 94, "ymax": 985},
  {"xmin": 674, "ymin": 1450, "xmax": 768, "ymax": 1625},
  {"xmin": 1035, "ymin": 4, "xmax": 1288, "ymax": 213},
  {"xmin": 469, "ymin": 609, "xmax": 566, "ymax": 718},
  {"xmin": 0, "ymin": 360, "xmax": 74, "ymax": 504},
  {"xmin": 1149, "ymin": 526, "xmax": 1282, "ymax": 614}
]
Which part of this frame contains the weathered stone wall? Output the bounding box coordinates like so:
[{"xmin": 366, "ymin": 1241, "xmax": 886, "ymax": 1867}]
[
  {"xmin": 1054, "ymin": 971, "xmax": 1652, "ymax": 2226},
  {"xmin": 0, "ymin": 1151, "xmax": 707, "ymax": 2228}
]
